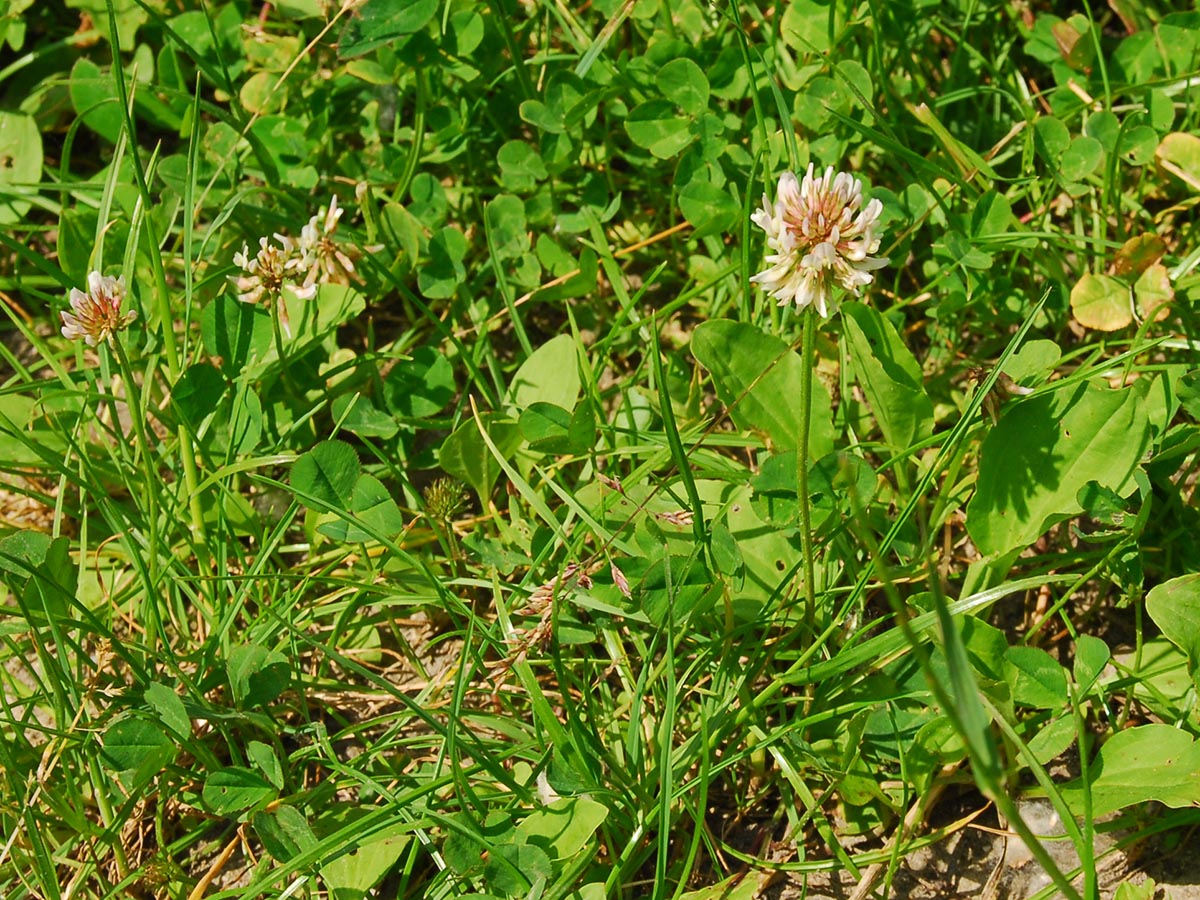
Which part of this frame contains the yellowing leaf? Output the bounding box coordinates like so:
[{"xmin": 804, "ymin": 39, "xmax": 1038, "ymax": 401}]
[
  {"xmin": 1135, "ymin": 263, "xmax": 1173, "ymax": 322},
  {"xmin": 1070, "ymin": 272, "xmax": 1131, "ymax": 331},
  {"xmin": 1051, "ymin": 16, "xmax": 1094, "ymax": 70},
  {"xmin": 239, "ymin": 71, "xmax": 282, "ymax": 115},
  {"xmin": 1156, "ymin": 132, "xmax": 1200, "ymax": 191}
]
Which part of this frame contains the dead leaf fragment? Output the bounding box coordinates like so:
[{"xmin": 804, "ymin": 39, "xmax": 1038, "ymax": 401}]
[{"xmin": 1111, "ymin": 234, "xmax": 1165, "ymax": 278}]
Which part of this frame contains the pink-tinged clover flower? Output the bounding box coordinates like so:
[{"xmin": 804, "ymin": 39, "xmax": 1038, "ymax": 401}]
[
  {"xmin": 61, "ymin": 271, "xmax": 136, "ymax": 346},
  {"xmin": 750, "ymin": 164, "xmax": 889, "ymax": 318}
]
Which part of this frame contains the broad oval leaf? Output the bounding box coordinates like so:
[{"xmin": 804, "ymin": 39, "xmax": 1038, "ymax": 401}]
[
  {"xmin": 201, "ymin": 293, "xmax": 272, "ymax": 377},
  {"xmin": 519, "ymin": 401, "xmax": 572, "ymax": 445},
  {"xmin": 439, "ymin": 414, "xmax": 522, "ymax": 503},
  {"xmin": 319, "ymin": 807, "xmax": 411, "ymax": 895},
  {"xmin": 101, "ymin": 717, "xmax": 176, "ymax": 774},
  {"xmin": 485, "ymin": 194, "xmax": 529, "ymax": 261},
  {"xmin": 1146, "ymin": 574, "xmax": 1200, "ymax": 672},
  {"xmin": 0, "ymin": 111, "xmax": 43, "ymax": 223},
  {"xmin": 1061, "ymin": 135, "xmax": 1104, "ymax": 181},
  {"xmin": 639, "ymin": 554, "xmax": 720, "ymax": 626},
  {"xmin": 656, "ymin": 58, "xmax": 709, "ymax": 116},
  {"xmin": 1002, "ymin": 338, "xmax": 1060, "ymax": 384},
  {"xmin": 485, "ymin": 841, "xmax": 553, "ymax": 896},
  {"xmin": 1120, "ymin": 124, "xmax": 1159, "ymax": 165},
  {"xmin": 384, "ymin": 346, "xmax": 457, "ymax": 419},
  {"xmin": 507, "ymin": 334, "xmax": 580, "ymax": 412},
  {"xmin": 498, "ymin": 140, "xmax": 548, "ymax": 189},
  {"xmin": 227, "ymin": 385, "xmax": 262, "ymax": 455},
  {"xmin": 625, "ymin": 100, "xmax": 692, "ymax": 159},
  {"xmin": 418, "ymin": 226, "xmax": 468, "ymax": 299},
  {"xmin": 780, "ymin": 0, "xmax": 839, "ymax": 54},
  {"xmin": 1033, "ymin": 115, "xmax": 1070, "ymax": 164},
  {"xmin": 317, "ymin": 473, "xmax": 405, "ymax": 542},
  {"xmin": 520, "ymin": 98, "xmax": 563, "ymax": 134},
  {"xmin": 279, "ymin": 282, "xmax": 366, "ymax": 350},
  {"xmin": 1074, "ymin": 635, "xmax": 1110, "ymax": 694},
  {"xmin": 515, "ymin": 796, "xmax": 609, "ymax": 859},
  {"xmin": 1157, "ymin": 131, "xmax": 1200, "ymax": 189},
  {"xmin": 1004, "ymin": 645, "xmax": 1068, "ymax": 709},
  {"xmin": 842, "ymin": 304, "xmax": 933, "ymax": 451},
  {"xmin": 678, "ymin": 180, "xmax": 738, "ymax": 239},
  {"xmin": 67, "ymin": 59, "xmax": 122, "ymax": 144},
  {"xmin": 966, "ymin": 381, "xmax": 1151, "ymax": 557},
  {"xmin": 1061, "ymin": 725, "xmax": 1200, "ymax": 817},
  {"xmin": 247, "ymin": 741, "xmax": 284, "ymax": 790},
  {"xmin": 253, "ymin": 805, "xmax": 317, "ymax": 862},
  {"xmin": 226, "ymin": 643, "xmax": 291, "ymax": 708},
  {"xmin": 203, "ymin": 766, "xmax": 277, "ymax": 815},
  {"xmin": 1112, "ymin": 234, "xmax": 1166, "ymax": 278},
  {"xmin": 338, "ymin": 0, "xmax": 437, "ymax": 58},
  {"xmin": 0, "ymin": 529, "xmax": 53, "ymax": 574},
  {"xmin": 331, "ymin": 393, "xmax": 399, "ymax": 439},
  {"xmin": 172, "ymin": 363, "xmax": 226, "ymax": 429},
  {"xmin": 291, "ymin": 440, "xmax": 360, "ymax": 510},
  {"xmin": 1134, "ymin": 263, "xmax": 1173, "ymax": 322},
  {"xmin": 692, "ymin": 319, "xmax": 834, "ymax": 458},
  {"xmin": 145, "ymin": 682, "xmax": 190, "ymax": 738}
]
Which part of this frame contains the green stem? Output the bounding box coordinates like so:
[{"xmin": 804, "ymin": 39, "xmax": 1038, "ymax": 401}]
[
  {"xmin": 394, "ymin": 66, "xmax": 427, "ymax": 204},
  {"xmin": 110, "ymin": 336, "xmax": 162, "ymax": 654},
  {"xmin": 88, "ymin": 753, "xmax": 129, "ymax": 879},
  {"xmin": 103, "ymin": 0, "xmax": 209, "ymax": 560},
  {"xmin": 797, "ymin": 306, "xmax": 817, "ymax": 634}
]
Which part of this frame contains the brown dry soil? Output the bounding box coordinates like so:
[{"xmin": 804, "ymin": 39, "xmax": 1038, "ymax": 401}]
[{"xmin": 764, "ymin": 800, "xmax": 1200, "ymax": 900}]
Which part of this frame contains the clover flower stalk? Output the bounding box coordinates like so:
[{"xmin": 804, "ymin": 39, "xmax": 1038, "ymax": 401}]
[
  {"xmin": 60, "ymin": 270, "xmax": 140, "ymax": 450},
  {"xmin": 62, "ymin": 270, "xmax": 168, "ymax": 639},
  {"xmin": 750, "ymin": 165, "xmax": 890, "ymax": 634}
]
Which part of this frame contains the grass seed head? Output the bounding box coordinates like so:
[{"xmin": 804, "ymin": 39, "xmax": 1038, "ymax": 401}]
[{"xmin": 424, "ymin": 476, "xmax": 465, "ymax": 521}]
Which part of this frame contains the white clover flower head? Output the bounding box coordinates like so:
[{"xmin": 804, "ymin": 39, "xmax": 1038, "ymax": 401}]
[
  {"xmin": 300, "ymin": 194, "xmax": 356, "ymax": 286},
  {"xmin": 300, "ymin": 195, "xmax": 344, "ymax": 251},
  {"xmin": 750, "ymin": 164, "xmax": 889, "ymax": 318},
  {"xmin": 231, "ymin": 234, "xmax": 312, "ymax": 306},
  {"xmin": 230, "ymin": 196, "xmax": 358, "ymax": 331},
  {"xmin": 61, "ymin": 271, "xmax": 136, "ymax": 347}
]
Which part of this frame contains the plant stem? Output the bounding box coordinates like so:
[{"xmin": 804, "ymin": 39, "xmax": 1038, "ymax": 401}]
[
  {"xmin": 145, "ymin": 215, "xmax": 209, "ymax": 561},
  {"xmin": 102, "ymin": 0, "xmax": 210, "ymax": 562},
  {"xmin": 797, "ymin": 305, "xmax": 817, "ymax": 635},
  {"xmin": 111, "ymin": 335, "xmax": 162, "ymax": 653}
]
